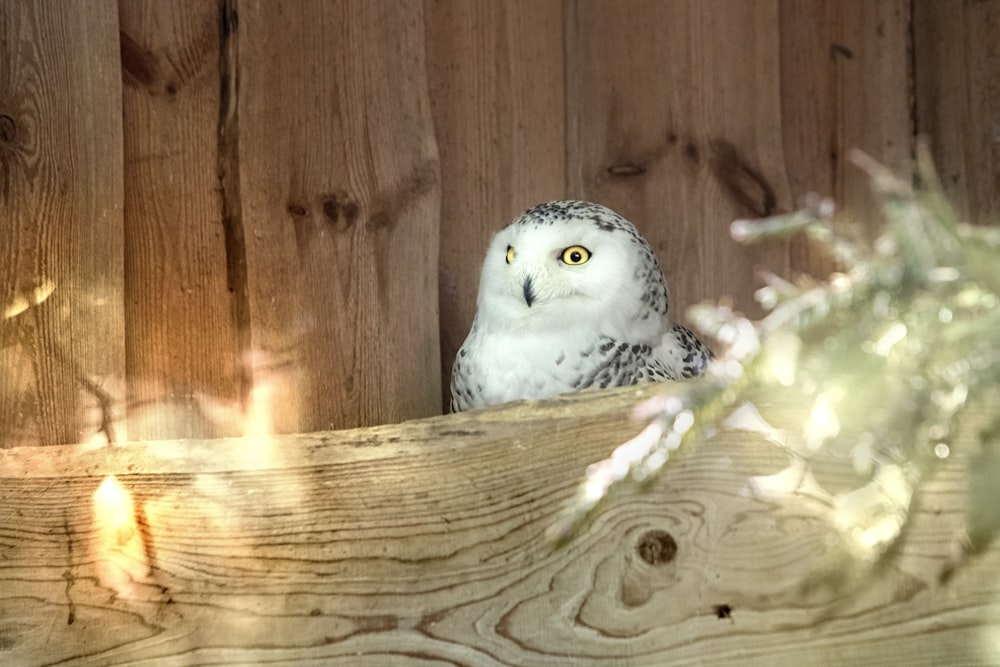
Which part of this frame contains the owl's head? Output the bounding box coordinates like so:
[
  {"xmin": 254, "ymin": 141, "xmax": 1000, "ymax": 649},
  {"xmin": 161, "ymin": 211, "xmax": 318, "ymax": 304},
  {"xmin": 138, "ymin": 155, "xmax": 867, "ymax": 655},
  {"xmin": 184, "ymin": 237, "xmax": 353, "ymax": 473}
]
[{"xmin": 474, "ymin": 201, "xmax": 670, "ymax": 336}]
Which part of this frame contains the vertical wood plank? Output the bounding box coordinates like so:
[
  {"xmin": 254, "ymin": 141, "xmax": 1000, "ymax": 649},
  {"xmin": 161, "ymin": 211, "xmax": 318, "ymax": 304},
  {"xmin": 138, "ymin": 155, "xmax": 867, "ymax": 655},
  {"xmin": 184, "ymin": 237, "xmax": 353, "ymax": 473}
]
[
  {"xmin": 0, "ymin": 1, "xmax": 124, "ymax": 446},
  {"xmin": 779, "ymin": 0, "xmax": 913, "ymax": 243},
  {"xmin": 567, "ymin": 0, "xmax": 793, "ymax": 319},
  {"xmin": 119, "ymin": 0, "xmax": 245, "ymax": 440},
  {"xmin": 233, "ymin": 0, "xmax": 442, "ymax": 431},
  {"xmin": 568, "ymin": 0, "xmax": 913, "ymax": 319},
  {"xmin": 914, "ymin": 0, "xmax": 1000, "ymax": 224},
  {"xmin": 425, "ymin": 0, "xmax": 566, "ymax": 408}
]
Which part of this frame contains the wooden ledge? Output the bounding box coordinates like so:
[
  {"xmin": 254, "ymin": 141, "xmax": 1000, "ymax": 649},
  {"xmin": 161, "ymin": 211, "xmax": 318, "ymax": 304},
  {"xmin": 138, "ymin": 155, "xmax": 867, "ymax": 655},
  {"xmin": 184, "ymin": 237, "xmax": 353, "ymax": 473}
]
[{"xmin": 1, "ymin": 385, "xmax": 998, "ymax": 665}]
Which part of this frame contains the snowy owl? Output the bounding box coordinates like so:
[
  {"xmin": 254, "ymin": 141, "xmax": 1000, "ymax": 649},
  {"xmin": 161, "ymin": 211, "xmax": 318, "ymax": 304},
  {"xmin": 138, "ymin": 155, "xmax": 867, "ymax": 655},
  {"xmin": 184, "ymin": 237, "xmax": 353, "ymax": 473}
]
[{"xmin": 450, "ymin": 200, "xmax": 713, "ymax": 412}]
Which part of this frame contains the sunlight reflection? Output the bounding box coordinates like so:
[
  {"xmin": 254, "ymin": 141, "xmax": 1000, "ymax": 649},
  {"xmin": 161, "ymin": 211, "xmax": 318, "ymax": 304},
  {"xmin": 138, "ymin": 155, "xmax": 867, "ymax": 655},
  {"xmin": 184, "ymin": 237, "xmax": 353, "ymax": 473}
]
[
  {"xmin": 242, "ymin": 375, "xmax": 281, "ymax": 470},
  {"xmin": 189, "ymin": 350, "xmax": 304, "ymax": 513},
  {"xmin": 92, "ymin": 475, "xmax": 150, "ymax": 599},
  {"xmin": 804, "ymin": 394, "xmax": 841, "ymax": 452},
  {"xmin": 830, "ymin": 464, "xmax": 914, "ymax": 562},
  {"xmin": 2, "ymin": 279, "xmax": 55, "ymax": 319},
  {"xmin": 852, "ymin": 433, "xmax": 875, "ymax": 476},
  {"xmin": 746, "ymin": 458, "xmax": 832, "ymax": 505},
  {"xmin": 760, "ymin": 331, "xmax": 800, "ymax": 387},
  {"xmin": 983, "ymin": 623, "xmax": 1000, "ymax": 666},
  {"xmin": 195, "ymin": 353, "xmax": 280, "ymax": 470},
  {"xmin": 724, "ymin": 402, "xmax": 786, "ymax": 446},
  {"xmin": 872, "ymin": 321, "xmax": 907, "ymax": 357}
]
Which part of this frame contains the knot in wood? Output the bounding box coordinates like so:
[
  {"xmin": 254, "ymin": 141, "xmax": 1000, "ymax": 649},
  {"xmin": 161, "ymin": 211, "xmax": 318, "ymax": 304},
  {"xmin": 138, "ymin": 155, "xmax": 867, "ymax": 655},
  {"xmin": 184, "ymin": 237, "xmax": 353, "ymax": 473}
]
[
  {"xmin": 607, "ymin": 163, "xmax": 646, "ymax": 177},
  {"xmin": 0, "ymin": 115, "xmax": 15, "ymax": 143},
  {"xmin": 321, "ymin": 193, "xmax": 360, "ymax": 232},
  {"xmin": 636, "ymin": 529, "xmax": 677, "ymax": 566},
  {"xmin": 683, "ymin": 141, "xmax": 700, "ymax": 163}
]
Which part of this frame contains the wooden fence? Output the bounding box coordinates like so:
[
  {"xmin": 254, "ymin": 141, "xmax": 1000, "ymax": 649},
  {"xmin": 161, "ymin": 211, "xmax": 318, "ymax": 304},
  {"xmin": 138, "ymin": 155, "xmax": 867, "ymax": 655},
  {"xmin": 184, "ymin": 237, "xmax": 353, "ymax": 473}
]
[{"xmin": 1, "ymin": 0, "xmax": 998, "ymax": 446}]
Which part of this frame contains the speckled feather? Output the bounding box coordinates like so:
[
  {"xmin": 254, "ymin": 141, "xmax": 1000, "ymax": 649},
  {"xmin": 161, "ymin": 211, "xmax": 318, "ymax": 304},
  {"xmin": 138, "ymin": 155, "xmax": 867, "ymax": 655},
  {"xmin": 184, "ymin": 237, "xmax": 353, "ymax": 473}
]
[{"xmin": 451, "ymin": 200, "xmax": 712, "ymax": 412}]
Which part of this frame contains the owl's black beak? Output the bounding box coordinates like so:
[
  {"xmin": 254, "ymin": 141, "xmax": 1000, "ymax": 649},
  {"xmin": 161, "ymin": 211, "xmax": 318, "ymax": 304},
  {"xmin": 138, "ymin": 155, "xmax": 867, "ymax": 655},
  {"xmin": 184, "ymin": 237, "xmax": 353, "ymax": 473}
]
[{"xmin": 522, "ymin": 276, "xmax": 536, "ymax": 307}]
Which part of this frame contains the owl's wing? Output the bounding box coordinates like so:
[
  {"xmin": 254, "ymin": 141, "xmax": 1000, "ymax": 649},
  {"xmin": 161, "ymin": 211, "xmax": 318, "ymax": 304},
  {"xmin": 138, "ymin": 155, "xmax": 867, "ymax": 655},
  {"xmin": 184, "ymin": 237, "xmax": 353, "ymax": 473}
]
[{"xmin": 656, "ymin": 322, "xmax": 713, "ymax": 379}]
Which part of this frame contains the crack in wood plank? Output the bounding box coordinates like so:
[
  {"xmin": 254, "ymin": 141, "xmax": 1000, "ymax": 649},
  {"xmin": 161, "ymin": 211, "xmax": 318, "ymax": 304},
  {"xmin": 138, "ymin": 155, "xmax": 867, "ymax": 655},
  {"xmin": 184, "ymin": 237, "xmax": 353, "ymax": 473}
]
[
  {"xmin": 216, "ymin": 0, "xmax": 251, "ymax": 408},
  {"xmin": 62, "ymin": 511, "xmax": 77, "ymax": 626}
]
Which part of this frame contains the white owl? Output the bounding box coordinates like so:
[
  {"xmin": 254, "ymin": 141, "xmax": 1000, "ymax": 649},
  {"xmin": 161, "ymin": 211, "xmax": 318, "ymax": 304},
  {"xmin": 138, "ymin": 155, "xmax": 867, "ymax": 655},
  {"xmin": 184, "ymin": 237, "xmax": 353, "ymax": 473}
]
[{"xmin": 451, "ymin": 200, "xmax": 712, "ymax": 412}]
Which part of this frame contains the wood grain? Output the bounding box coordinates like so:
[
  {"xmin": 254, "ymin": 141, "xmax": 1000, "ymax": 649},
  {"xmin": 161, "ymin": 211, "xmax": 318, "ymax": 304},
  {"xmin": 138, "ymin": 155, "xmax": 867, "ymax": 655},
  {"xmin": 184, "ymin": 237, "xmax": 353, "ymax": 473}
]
[
  {"xmin": 914, "ymin": 0, "xmax": 1000, "ymax": 224},
  {"xmin": 0, "ymin": 0, "xmax": 124, "ymax": 446},
  {"xmin": 779, "ymin": 0, "xmax": 913, "ymax": 211},
  {"xmin": 779, "ymin": 0, "xmax": 913, "ymax": 275},
  {"xmin": 566, "ymin": 0, "xmax": 914, "ymax": 324},
  {"xmin": 119, "ymin": 0, "xmax": 246, "ymax": 441},
  {"xmin": 425, "ymin": 0, "xmax": 567, "ymax": 410},
  {"xmin": 233, "ymin": 0, "xmax": 442, "ymax": 431},
  {"xmin": 566, "ymin": 0, "xmax": 794, "ymax": 321},
  {"xmin": 0, "ymin": 385, "xmax": 997, "ymax": 665}
]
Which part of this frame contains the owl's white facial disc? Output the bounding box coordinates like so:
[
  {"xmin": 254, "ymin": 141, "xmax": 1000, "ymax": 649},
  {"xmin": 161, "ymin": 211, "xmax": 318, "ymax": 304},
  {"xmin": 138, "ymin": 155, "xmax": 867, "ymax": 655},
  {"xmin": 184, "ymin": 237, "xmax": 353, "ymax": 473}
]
[{"xmin": 474, "ymin": 201, "xmax": 669, "ymax": 340}]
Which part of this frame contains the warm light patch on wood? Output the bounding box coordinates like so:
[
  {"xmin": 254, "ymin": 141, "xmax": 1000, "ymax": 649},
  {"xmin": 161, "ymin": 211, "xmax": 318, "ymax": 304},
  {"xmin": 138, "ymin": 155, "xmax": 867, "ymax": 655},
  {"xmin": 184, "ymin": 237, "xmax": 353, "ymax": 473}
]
[
  {"xmin": 2, "ymin": 279, "xmax": 55, "ymax": 320},
  {"xmin": 91, "ymin": 475, "xmax": 150, "ymax": 599}
]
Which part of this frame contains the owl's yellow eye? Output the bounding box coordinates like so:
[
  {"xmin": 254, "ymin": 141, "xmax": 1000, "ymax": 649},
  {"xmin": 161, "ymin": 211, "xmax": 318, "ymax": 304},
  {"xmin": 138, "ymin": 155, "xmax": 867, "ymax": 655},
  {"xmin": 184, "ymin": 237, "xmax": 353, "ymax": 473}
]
[
  {"xmin": 505, "ymin": 245, "xmax": 516, "ymax": 264},
  {"xmin": 561, "ymin": 245, "xmax": 591, "ymax": 265}
]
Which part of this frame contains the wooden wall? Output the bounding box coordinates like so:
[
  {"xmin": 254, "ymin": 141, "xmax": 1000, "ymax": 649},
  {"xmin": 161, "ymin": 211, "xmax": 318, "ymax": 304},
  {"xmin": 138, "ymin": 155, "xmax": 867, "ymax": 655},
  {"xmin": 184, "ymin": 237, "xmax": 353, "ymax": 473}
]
[{"xmin": 1, "ymin": 0, "xmax": 998, "ymax": 446}]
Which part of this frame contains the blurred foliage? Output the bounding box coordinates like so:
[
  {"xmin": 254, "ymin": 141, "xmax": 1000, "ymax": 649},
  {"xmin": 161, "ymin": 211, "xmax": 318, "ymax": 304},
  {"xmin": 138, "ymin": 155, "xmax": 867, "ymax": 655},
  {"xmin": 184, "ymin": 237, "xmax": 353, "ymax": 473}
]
[{"xmin": 552, "ymin": 145, "xmax": 1000, "ymax": 587}]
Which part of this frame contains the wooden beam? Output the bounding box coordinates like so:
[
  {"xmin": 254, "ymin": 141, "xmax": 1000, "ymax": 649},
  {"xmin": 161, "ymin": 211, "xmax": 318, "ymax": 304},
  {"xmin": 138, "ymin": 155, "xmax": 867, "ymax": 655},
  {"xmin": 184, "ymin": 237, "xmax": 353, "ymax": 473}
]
[{"xmin": 1, "ymin": 385, "xmax": 997, "ymax": 664}]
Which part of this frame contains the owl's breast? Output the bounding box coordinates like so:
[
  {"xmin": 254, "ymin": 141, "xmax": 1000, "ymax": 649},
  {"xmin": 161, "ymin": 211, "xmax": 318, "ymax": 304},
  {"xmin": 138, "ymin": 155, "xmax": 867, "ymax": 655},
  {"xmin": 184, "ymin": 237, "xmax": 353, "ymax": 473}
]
[{"xmin": 450, "ymin": 326, "xmax": 605, "ymax": 411}]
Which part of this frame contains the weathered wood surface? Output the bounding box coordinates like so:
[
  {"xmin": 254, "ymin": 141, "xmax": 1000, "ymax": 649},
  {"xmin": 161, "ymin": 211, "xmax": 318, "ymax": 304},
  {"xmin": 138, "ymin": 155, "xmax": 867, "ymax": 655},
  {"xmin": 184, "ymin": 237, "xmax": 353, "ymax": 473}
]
[
  {"xmin": 119, "ymin": 0, "xmax": 244, "ymax": 440},
  {"xmin": 234, "ymin": 0, "xmax": 442, "ymax": 432},
  {"xmin": 426, "ymin": 0, "xmax": 567, "ymax": 410},
  {"xmin": 0, "ymin": 0, "xmax": 125, "ymax": 447},
  {"xmin": 567, "ymin": 0, "xmax": 784, "ymax": 320},
  {"xmin": 779, "ymin": 0, "xmax": 913, "ymax": 272},
  {"xmin": 914, "ymin": 0, "xmax": 1000, "ymax": 224},
  {"xmin": 2, "ymin": 0, "xmax": 999, "ymax": 446},
  {"xmin": 567, "ymin": 0, "xmax": 913, "ymax": 322},
  {"xmin": 1, "ymin": 386, "xmax": 997, "ymax": 665}
]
